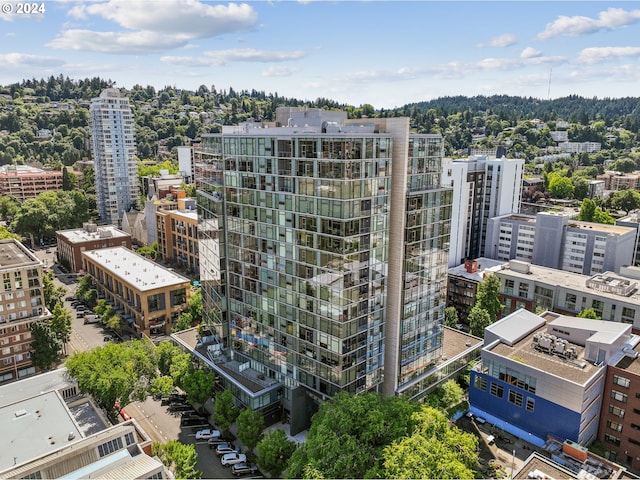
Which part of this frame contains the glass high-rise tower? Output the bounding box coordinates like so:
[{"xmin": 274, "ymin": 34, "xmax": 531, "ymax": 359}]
[
  {"xmin": 196, "ymin": 109, "xmax": 451, "ymax": 428},
  {"xmin": 90, "ymin": 88, "xmax": 139, "ymax": 225}
]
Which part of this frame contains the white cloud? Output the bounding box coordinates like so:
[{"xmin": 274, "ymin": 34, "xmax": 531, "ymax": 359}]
[
  {"xmin": 51, "ymin": 0, "xmax": 259, "ymax": 53},
  {"xmin": 537, "ymin": 7, "xmax": 640, "ymax": 40},
  {"xmin": 262, "ymin": 66, "xmax": 298, "ymax": 77},
  {"xmin": 0, "ymin": 52, "xmax": 63, "ymax": 67},
  {"xmin": 520, "ymin": 47, "xmax": 542, "ymax": 59},
  {"xmin": 577, "ymin": 46, "xmax": 640, "ymax": 64},
  {"xmin": 477, "ymin": 33, "xmax": 517, "ymax": 48},
  {"xmin": 161, "ymin": 48, "xmax": 308, "ymax": 66},
  {"xmin": 48, "ymin": 30, "xmax": 193, "ymax": 54}
]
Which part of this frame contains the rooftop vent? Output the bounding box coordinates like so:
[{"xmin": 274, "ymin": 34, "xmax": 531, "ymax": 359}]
[
  {"xmin": 14, "ymin": 409, "xmax": 27, "ymax": 418},
  {"xmin": 68, "ymin": 433, "xmax": 75, "ymax": 441}
]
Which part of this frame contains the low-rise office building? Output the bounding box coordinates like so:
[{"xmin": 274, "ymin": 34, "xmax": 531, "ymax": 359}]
[
  {"xmin": 469, "ymin": 309, "xmax": 638, "ymax": 447},
  {"xmin": 0, "ymin": 368, "xmax": 169, "ymax": 479},
  {"xmin": 82, "ymin": 247, "xmax": 191, "ymax": 336},
  {"xmin": 497, "ymin": 260, "xmax": 640, "ymax": 329},
  {"xmin": 56, "ymin": 223, "xmax": 132, "ymax": 272},
  {"xmin": 0, "ymin": 239, "xmax": 50, "ymax": 384}
]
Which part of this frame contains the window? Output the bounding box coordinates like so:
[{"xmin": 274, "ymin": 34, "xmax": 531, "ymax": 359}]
[
  {"xmin": 474, "ymin": 376, "xmax": 487, "ymax": 391},
  {"xmin": 614, "ymin": 375, "xmax": 631, "ymax": 388},
  {"xmin": 124, "ymin": 431, "xmax": 135, "ymax": 445},
  {"xmin": 170, "ymin": 288, "xmax": 186, "ymax": 307},
  {"xmin": 611, "ymin": 390, "xmax": 628, "ymax": 403},
  {"xmin": 518, "ymin": 283, "xmax": 529, "ymax": 298},
  {"xmin": 604, "ymin": 433, "xmax": 621, "ymax": 446},
  {"xmin": 565, "ymin": 293, "xmax": 577, "ymax": 309},
  {"xmin": 609, "ymin": 405, "xmax": 625, "ymax": 418},
  {"xmin": 147, "ymin": 293, "xmax": 166, "ymax": 313},
  {"xmin": 508, "ymin": 390, "xmax": 523, "ymax": 407},
  {"xmin": 490, "ymin": 382, "xmax": 504, "ymax": 398},
  {"xmin": 98, "ymin": 437, "xmax": 123, "ymax": 457},
  {"xmin": 630, "ymin": 438, "xmax": 640, "ymax": 447},
  {"xmin": 607, "ymin": 420, "xmax": 623, "ymax": 432},
  {"xmin": 526, "ymin": 398, "xmax": 535, "ymax": 412}
]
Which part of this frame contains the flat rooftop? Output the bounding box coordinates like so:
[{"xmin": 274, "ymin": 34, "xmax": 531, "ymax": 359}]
[
  {"xmin": 500, "ymin": 261, "xmax": 640, "ymax": 303},
  {"xmin": 57, "ymin": 225, "xmax": 130, "ymax": 244},
  {"xmin": 0, "ymin": 391, "xmax": 83, "ymax": 470},
  {"xmin": 488, "ymin": 312, "xmax": 601, "ymax": 385},
  {"xmin": 82, "ymin": 247, "xmax": 190, "ymax": 291},
  {"xmin": 170, "ymin": 209, "xmax": 198, "ymax": 221},
  {"xmin": 0, "ymin": 240, "xmax": 40, "ymax": 269},
  {"xmin": 448, "ymin": 257, "xmax": 505, "ymax": 282},
  {"xmin": 568, "ymin": 221, "xmax": 634, "ymax": 235}
]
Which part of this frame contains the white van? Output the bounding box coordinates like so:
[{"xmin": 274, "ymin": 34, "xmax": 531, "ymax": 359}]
[{"xmin": 84, "ymin": 315, "xmax": 101, "ymax": 325}]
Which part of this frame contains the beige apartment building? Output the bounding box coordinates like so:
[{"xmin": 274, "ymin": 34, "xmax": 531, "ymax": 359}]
[
  {"xmin": 0, "ymin": 165, "xmax": 81, "ymax": 200},
  {"xmin": 56, "ymin": 223, "xmax": 132, "ymax": 272},
  {"xmin": 0, "ymin": 239, "xmax": 50, "ymax": 384},
  {"xmin": 156, "ymin": 198, "xmax": 199, "ymax": 275},
  {"xmin": 81, "ymin": 247, "xmax": 191, "ymax": 336}
]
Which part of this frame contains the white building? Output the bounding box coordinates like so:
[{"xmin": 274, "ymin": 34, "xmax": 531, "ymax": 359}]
[
  {"xmin": 442, "ymin": 155, "xmax": 524, "ymax": 267},
  {"xmin": 90, "ymin": 89, "xmax": 139, "ymax": 225}
]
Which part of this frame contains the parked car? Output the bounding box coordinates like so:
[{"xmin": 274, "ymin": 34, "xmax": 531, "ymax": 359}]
[
  {"xmin": 168, "ymin": 392, "xmax": 188, "ymax": 402},
  {"xmin": 181, "ymin": 415, "xmax": 208, "ymax": 427},
  {"xmin": 103, "ymin": 334, "xmax": 113, "ymax": 342},
  {"xmin": 168, "ymin": 404, "xmax": 195, "ymax": 413},
  {"xmin": 215, "ymin": 442, "xmax": 238, "ymax": 456},
  {"xmin": 221, "ymin": 453, "xmax": 247, "ymax": 467},
  {"xmin": 231, "ymin": 463, "xmax": 259, "ymax": 476},
  {"xmin": 65, "ymin": 296, "xmax": 74, "ymax": 302},
  {"xmin": 195, "ymin": 428, "xmax": 221, "ymax": 440},
  {"xmin": 84, "ymin": 315, "xmax": 101, "ymax": 325},
  {"xmin": 208, "ymin": 436, "xmax": 231, "ymax": 448}
]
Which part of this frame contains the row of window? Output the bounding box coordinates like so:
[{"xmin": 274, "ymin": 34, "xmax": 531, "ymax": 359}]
[{"xmin": 474, "ymin": 377, "xmax": 535, "ymax": 412}]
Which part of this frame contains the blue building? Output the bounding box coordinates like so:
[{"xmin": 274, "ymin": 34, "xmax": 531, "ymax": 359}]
[{"xmin": 469, "ymin": 309, "xmax": 638, "ymax": 447}]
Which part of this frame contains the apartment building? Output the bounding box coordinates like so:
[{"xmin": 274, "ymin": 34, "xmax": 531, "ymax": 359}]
[
  {"xmin": 469, "ymin": 309, "xmax": 637, "ymax": 446},
  {"xmin": 497, "ymin": 260, "xmax": 640, "ymax": 327},
  {"xmin": 89, "ymin": 88, "xmax": 139, "ymax": 225},
  {"xmin": 196, "ymin": 108, "xmax": 452, "ymax": 430},
  {"xmin": 81, "ymin": 247, "xmax": 191, "ymax": 336},
  {"xmin": 558, "ymin": 142, "xmax": 602, "ymax": 154},
  {"xmin": 0, "ymin": 165, "xmax": 81, "ymax": 200},
  {"xmin": 56, "ymin": 223, "xmax": 132, "ymax": 272},
  {"xmin": 446, "ymin": 258, "xmax": 506, "ymax": 323},
  {"xmin": 442, "ymin": 154, "xmax": 524, "ymax": 267},
  {"xmin": 616, "ymin": 212, "xmax": 640, "ymax": 267},
  {"xmin": 485, "ymin": 211, "xmax": 635, "ymax": 275},
  {"xmin": 156, "ymin": 198, "xmax": 199, "ymax": 275},
  {"xmin": 0, "ymin": 239, "xmax": 50, "ymax": 384},
  {"xmin": 597, "ymin": 171, "xmax": 640, "ymax": 191},
  {"xmin": 598, "ymin": 344, "xmax": 640, "ymax": 471}
]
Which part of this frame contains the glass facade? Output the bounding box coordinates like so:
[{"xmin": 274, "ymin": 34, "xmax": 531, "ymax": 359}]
[{"xmin": 196, "ymin": 114, "xmax": 451, "ymax": 409}]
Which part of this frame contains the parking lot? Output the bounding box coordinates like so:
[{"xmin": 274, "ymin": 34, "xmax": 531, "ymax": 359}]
[{"xmin": 126, "ymin": 396, "xmax": 262, "ymax": 479}]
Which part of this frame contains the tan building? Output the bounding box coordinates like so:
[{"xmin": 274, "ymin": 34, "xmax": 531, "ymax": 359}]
[
  {"xmin": 56, "ymin": 223, "xmax": 133, "ymax": 272},
  {"xmin": 82, "ymin": 247, "xmax": 191, "ymax": 336},
  {"xmin": 597, "ymin": 171, "xmax": 640, "ymax": 191},
  {"xmin": 156, "ymin": 198, "xmax": 199, "ymax": 275},
  {"xmin": 0, "ymin": 239, "xmax": 50, "ymax": 384},
  {"xmin": 0, "ymin": 165, "xmax": 81, "ymax": 200}
]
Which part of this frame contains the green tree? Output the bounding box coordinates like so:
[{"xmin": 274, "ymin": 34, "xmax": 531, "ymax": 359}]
[
  {"xmin": 169, "ymin": 352, "xmax": 193, "ymax": 389},
  {"xmin": 213, "ymin": 389, "xmax": 240, "ymax": 435},
  {"xmin": 0, "ymin": 225, "xmax": 19, "ymax": 240},
  {"xmin": 236, "ymin": 408, "xmax": 265, "ymax": 453},
  {"xmin": 382, "ymin": 407, "xmax": 478, "ymax": 480},
  {"xmin": 0, "ymin": 195, "xmax": 19, "ymax": 223},
  {"xmin": 61, "ymin": 166, "xmax": 76, "ymax": 190},
  {"xmin": 610, "ymin": 189, "xmax": 640, "ymax": 215},
  {"xmin": 440, "ymin": 379, "xmax": 464, "ymax": 408},
  {"xmin": 42, "ymin": 270, "xmax": 66, "ymax": 312},
  {"xmin": 186, "ymin": 287, "xmax": 202, "ymax": 323},
  {"xmin": 150, "ymin": 375, "xmax": 175, "ymax": 398},
  {"xmin": 578, "ymin": 198, "xmax": 597, "ymax": 222},
  {"xmin": 548, "ymin": 174, "xmax": 575, "ymax": 199},
  {"xmin": 578, "ymin": 308, "xmax": 600, "ymax": 320},
  {"xmin": 468, "ymin": 305, "xmax": 492, "ymax": 338},
  {"xmin": 182, "ymin": 368, "xmax": 215, "ymax": 407},
  {"xmin": 50, "ymin": 302, "xmax": 72, "ymax": 354},
  {"xmin": 474, "ymin": 273, "xmax": 504, "ymax": 324},
  {"xmin": 172, "ymin": 312, "xmax": 193, "ymax": 332},
  {"xmin": 287, "ymin": 392, "xmax": 419, "ymax": 479},
  {"xmin": 256, "ymin": 429, "xmax": 297, "ymax": 477},
  {"xmin": 136, "ymin": 241, "xmax": 158, "ymax": 260},
  {"xmin": 444, "ymin": 306, "xmax": 459, "ymax": 328},
  {"xmin": 30, "ymin": 320, "xmax": 62, "ymax": 370},
  {"xmin": 593, "ymin": 207, "xmax": 615, "ymax": 225},
  {"xmin": 610, "ymin": 158, "xmax": 638, "ymax": 173},
  {"xmin": 152, "ymin": 440, "xmax": 201, "ymax": 480},
  {"xmin": 156, "ymin": 341, "xmax": 182, "ymax": 376},
  {"xmin": 65, "ymin": 340, "xmax": 158, "ymax": 420}
]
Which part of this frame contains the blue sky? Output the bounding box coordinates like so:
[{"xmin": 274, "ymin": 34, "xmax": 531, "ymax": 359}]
[{"xmin": 2, "ymin": 1, "xmax": 640, "ymax": 109}]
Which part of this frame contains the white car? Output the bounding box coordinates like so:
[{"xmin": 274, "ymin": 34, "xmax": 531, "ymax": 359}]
[
  {"xmin": 195, "ymin": 428, "xmax": 221, "ymax": 440},
  {"xmin": 221, "ymin": 452, "xmax": 247, "ymax": 466}
]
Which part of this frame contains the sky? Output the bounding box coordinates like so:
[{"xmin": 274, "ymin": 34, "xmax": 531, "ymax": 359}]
[{"xmin": 1, "ymin": 1, "xmax": 640, "ymax": 109}]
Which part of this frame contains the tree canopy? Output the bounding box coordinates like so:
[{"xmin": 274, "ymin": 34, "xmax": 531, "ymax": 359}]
[{"xmin": 474, "ymin": 273, "xmax": 504, "ymax": 325}]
